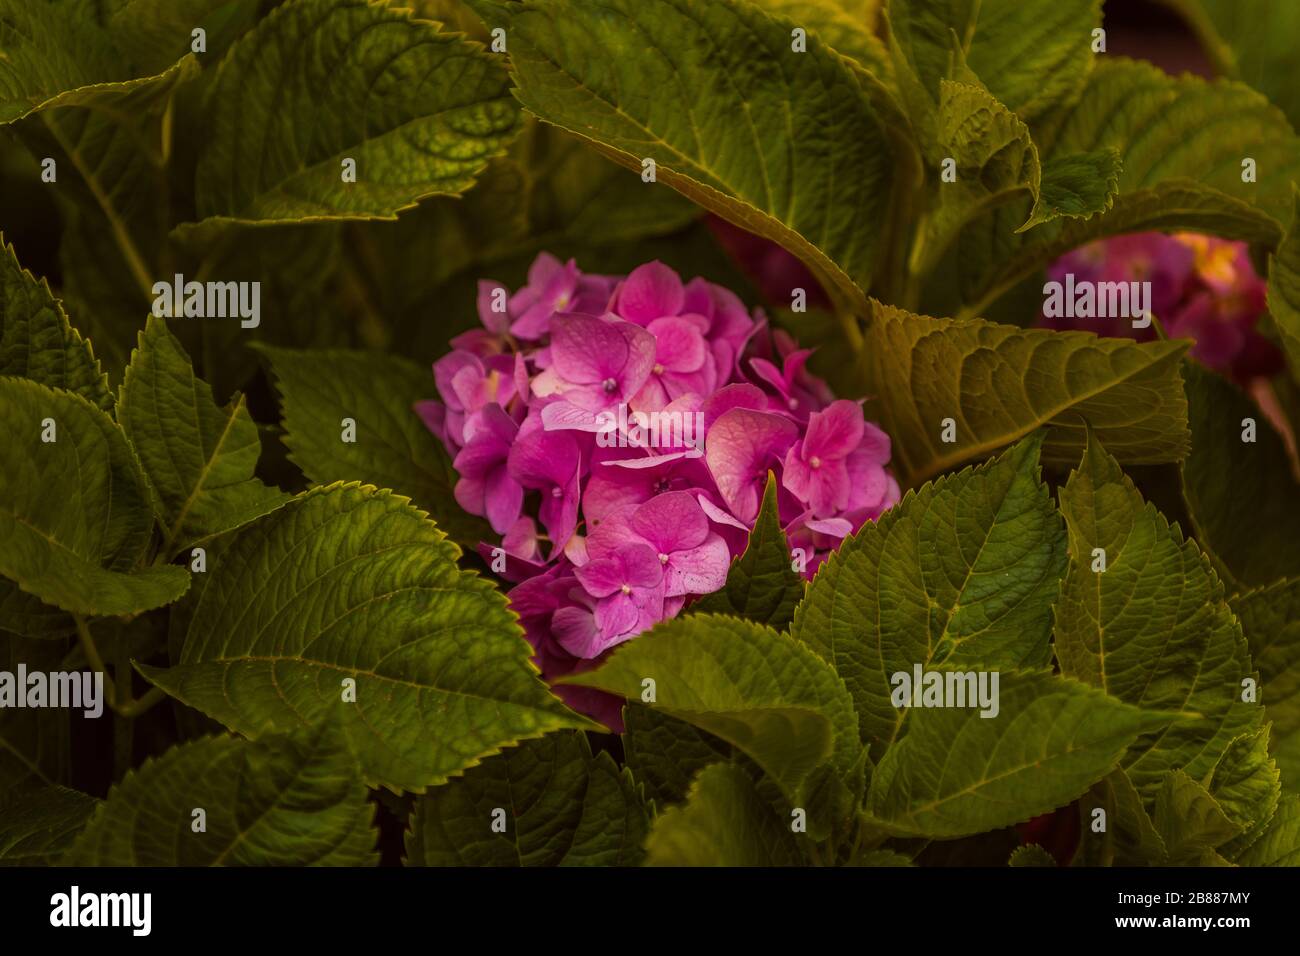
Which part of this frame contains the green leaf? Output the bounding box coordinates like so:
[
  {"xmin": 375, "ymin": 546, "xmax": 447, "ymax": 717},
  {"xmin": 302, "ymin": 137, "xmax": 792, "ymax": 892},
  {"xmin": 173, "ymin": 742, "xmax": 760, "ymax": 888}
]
[
  {"xmin": 865, "ymin": 670, "xmax": 1169, "ymax": 838},
  {"xmin": 958, "ymin": 60, "xmax": 1298, "ymax": 313},
  {"xmin": 139, "ymin": 482, "xmax": 589, "ymax": 791},
  {"xmin": 0, "ymin": 378, "xmax": 189, "ymax": 616},
  {"xmin": 0, "ymin": 784, "xmax": 97, "ymax": 865},
  {"xmin": 622, "ymin": 702, "xmax": 731, "ymax": 807},
  {"xmin": 1232, "ymin": 795, "xmax": 1300, "ymax": 866},
  {"xmin": 0, "ymin": 633, "xmax": 70, "ymax": 792},
  {"xmin": 1153, "ymin": 770, "xmax": 1240, "ymax": 864},
  {"xmin": 1208, "ymin": 727, "xmax": 1280, "ymax": 836},
  {"xmin": 257, "ymin": 344, "xmax": 489, "ymax": 549},
  {"xmin": 1022, "ymin": 147, "xmax": 1121, "ymax": 231},
  {"xmin": 793, "ymin": 433, "xmax": 1065, "ymax": 757},
  {"xmin": 1054, "ymin": 432, "xmax": 1261, "ymax": 799},
  {"xmin": 1008, "ymin": 844, "xmax": 1056, "ymax": 867},
  {"xmin": 564, "ymin": 615, "xmax": 859, "ymax": 805},
  {"xmin": 691, "ymin": 473, "xmax": 804, "ymax": 628},
  {"xmin": 645, "ymin": 762, "xmax": 804, "ymax": 866},
  {"xmin": 407, "ymin": 731, "xmax": 649, "ymax": 866},
  {"xmin": 1076, "ymin": 768, "xmax": 1168, "ymax": 866},
  {"xmin": 863, "ymin": 301, "xmax": 1190, "ymax": 485},
  {"xmin": 0, "ymin": 233, "xmax": 110, "ymax": 410},
  {"xmin": 1266, "ymin": 187, "xmax": 1300, "ymax": 386},
  {"xmin": 470, "ymin": 0, "xmax": 895, "ymax": 310},
  {"xmin": 1181, "ymin": 363, "xmax": 1300, "ymax": 588},
  {"xmin": 65, "ymin": 722, "xmax": 377, "ymax": 865},
  {"xmin": 180, "ymin": 0, "xmax": 520, "ymax": 238},
  {"xmin": 0, "ymin": 0, "xmax": 192, "ymax": 124},
  {"xmin": 1231, "ymin": 580, "xmax": 1300, "ymax": 792},
  {"xmin": 118, "ymin": 317, "xmax": 288, "ymax": 556}
]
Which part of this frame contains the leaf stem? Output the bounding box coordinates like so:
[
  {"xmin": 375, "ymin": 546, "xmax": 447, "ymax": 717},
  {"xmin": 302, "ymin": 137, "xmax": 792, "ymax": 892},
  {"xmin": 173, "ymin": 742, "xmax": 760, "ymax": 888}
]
[{"xmin": 73, "ymin": 614, "xmax": 117, "ymax": 706}]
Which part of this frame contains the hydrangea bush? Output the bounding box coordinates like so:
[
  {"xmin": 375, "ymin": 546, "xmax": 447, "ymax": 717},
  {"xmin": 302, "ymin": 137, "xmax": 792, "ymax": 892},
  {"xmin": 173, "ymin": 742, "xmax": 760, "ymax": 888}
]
[{"xmin": 0, "ymin": 0, "xmax": 1299, "ymax": 873}]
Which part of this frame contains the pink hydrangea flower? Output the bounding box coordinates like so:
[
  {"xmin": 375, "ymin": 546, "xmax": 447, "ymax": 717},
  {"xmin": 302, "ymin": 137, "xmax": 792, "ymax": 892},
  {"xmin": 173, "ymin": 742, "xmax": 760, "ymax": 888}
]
[
  {"xmin": 1042, "ymin": 232, "xmax": 1282, "ymax": 383},
  {"xmin": 419, "ymin": 254, "xmax": 901, "ymax": 729}
]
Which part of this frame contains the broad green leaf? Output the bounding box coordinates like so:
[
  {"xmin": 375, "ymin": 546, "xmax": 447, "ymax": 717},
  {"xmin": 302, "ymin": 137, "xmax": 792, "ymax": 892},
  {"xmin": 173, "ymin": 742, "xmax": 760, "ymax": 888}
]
[
  {"xmin": 139, "ymin": 482, "xmax": 589, "ymax": 791},
  {"xmin": 1008, "ymin": 845, "xmax": 1056, "ymax": 867},
  {"xmin": 65, "ymin": 723, "xmax": 377, "ymax": 865},
  {"xmin": 564, "ymin": 615, "xmax": 859, "ymax": 805},
  {"xmin": 622, "ymin": 703, "xmax": 730, "ymax": 807},
  {"xmin": 958, "ymin": 60, "xmax": 1298, "ymax": 314},
  {"xmin": 180, "ymin": 0, "xmax": 520, "ymax": 238},
  {"xmin": 862, "ymin": 301, "xmax": 1190, "ymax": 484},
  {"xmin": 0, "ymin": 234, "xmax": 110, "ymax": 410},
  {"xmin": 1161, "ymin": 0, "xmax": 1300, "ymax": 129},
  {"xmin": 0, "ymin": 633, "xmax": 70, "ymax": 792},
  {"xmin": 865, "ymin": 670, "xmax": 1169, "ymax": 838},
  {"xmin": 407, "ymin": 731, "xmax": 649, "ymax": 866},
  {"xmin": 1208, "ymin": 727, "xmax": 1280, "ymax": 836},
  {"xmin": 1054, "ymin": 433, "xmax": 1261, "ymax": 799},
  {"xmin": 470, "ymin": 0, "xmax": 895, "ymax": 310},
  {"xmin": 1232, "ymin": 795, "xmax": 1300, "ymax": 866},
  {"xmin": 1181, "ymin": 363, "xmax": 1300, "ymax": 588},
  {"xmin": 1076, "ymin": 768, "xmax": 1167, "ymax": 866},
  {"xmin": 1267, "ymin": 188, "xmax": 1300, "ymax": 385},
  {"xmin": 1023, "ymin": 147, "xmax": 1121, "ymax": 231},
  {"xmin": 691, "ymin": 473, "xmax": 804, "ymax": 629},
  {"xmin": 257, "ymin": 344, "xmax": 489, "ymax": 549},
  {"xmin": 645, "ymin": 762, "xmax": 804, "ymax": 866},
  {"xmin": 0, "ymin": 0, "xmax": 192, "ymax": 124},
  {"xmin": 0, "ymin": 784, "xmax": 97, "ymax": 865},
  {"xmin": 117, "ymin": 317, "xmax": 288, "ymax": 556},
  {"xmin": 1232, "ymin": 580, "xmax": 1300, "ymax": 791},
  {"xmin": 0, "ymin": 378, "xmax": 189, "ymax": 616},
  {"xmin": 792, "ymin": 433, "xmax": 1066, "ymax": 755},
  {"xmin": 1153, "ymin": 770, "xmax": 1239, "ymax": 864}
]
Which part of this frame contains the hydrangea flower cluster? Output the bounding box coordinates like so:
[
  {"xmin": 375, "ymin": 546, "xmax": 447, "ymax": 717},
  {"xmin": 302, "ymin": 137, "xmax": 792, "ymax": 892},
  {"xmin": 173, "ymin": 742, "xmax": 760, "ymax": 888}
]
[
  {"xmin": 418, "ymin": 253, "xmax": 899, "ymax": 724},
  {"xmin": 1041, "ymin": 232, "xmax": 1283, "ymax": 383}
]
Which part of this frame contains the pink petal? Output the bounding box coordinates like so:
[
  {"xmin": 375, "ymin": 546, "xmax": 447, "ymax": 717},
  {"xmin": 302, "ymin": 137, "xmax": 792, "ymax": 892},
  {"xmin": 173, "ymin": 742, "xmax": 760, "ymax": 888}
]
[
  {"xmin": 477, "ymin": 279, "xmax": 511, "ymax": 333},
  {"xmin": 484, "ymin": 466, "xmax": 523, "ymax": 535},
  {"xmin": 803, "ymin": 400, "xmax": 865, "ymax": 461},
  {"xmin": 616, "ymin": 261, "xmax": 685, "ymax": 323},
  {"xmin": 551, "ymin": 314, "xmax": 628, "ymax": 384},
  {"xmin": 705, "ymin": 407, "xmax": 799, "ymax": 523},
  {"xmin": 631, "ymin": 491, "xmax": 709, "ymax": 552},
  {"xmin": 664, "ymin": 533, "xmax": 731, "ymax": 596},
  {"xmin": 648, "ymin": 317, "xmax": 707, "ymax": 372}
]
